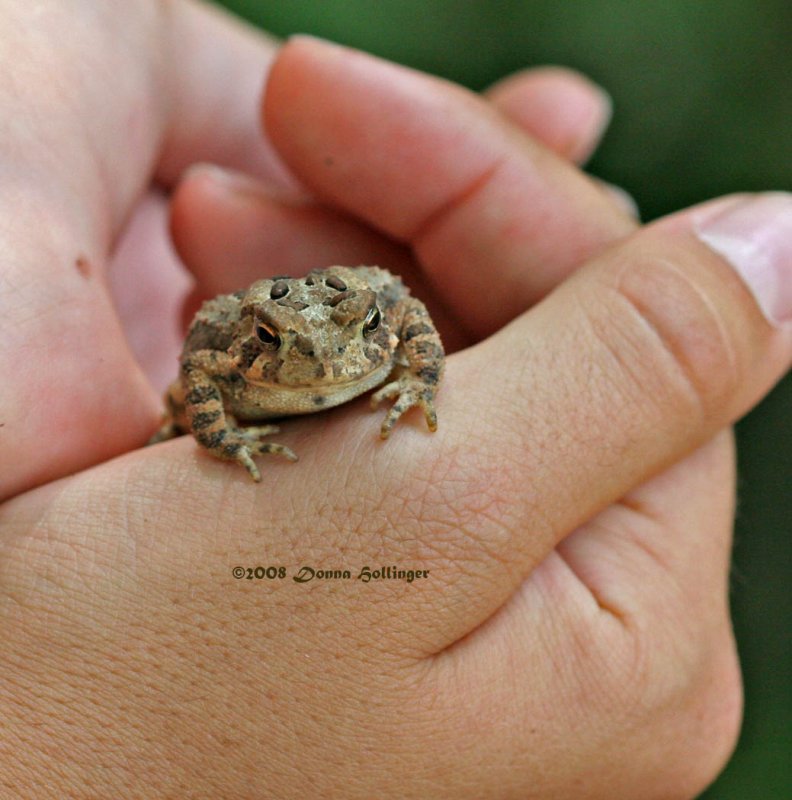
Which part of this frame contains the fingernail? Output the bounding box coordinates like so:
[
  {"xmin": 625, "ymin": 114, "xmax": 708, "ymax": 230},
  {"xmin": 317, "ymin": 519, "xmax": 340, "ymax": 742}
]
[
  {"xmin": 288, "ymin": 33, "xmax": 332, "ymax": 44},
  {"xmin": 182, "ymin": 163, "xmax": 307, "ymax": 204},
  {"xmin": 574, "ymin": 83, "xmax": 612, "ymax": 163},
  {"xmin": 597, "ymin": 179, "xmax": 640, "ymax": 220},
  {"xmin": 287, "ymin": 33, "xmax": 346, "ymax": 54},
  {"xmin": 695, "ymin": 192, "xmax": 792, "ymax": 326},
  {"xmin": 182, "ymin": 163, "xmax": 266, "ymax": 206},
  {"xmin": 183, "ymin": 162, "xmax": 242, "ymax": 188}
]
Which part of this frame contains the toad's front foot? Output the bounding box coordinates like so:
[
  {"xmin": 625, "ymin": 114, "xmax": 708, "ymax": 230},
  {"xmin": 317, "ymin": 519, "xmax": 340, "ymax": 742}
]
[
  {"xmin": 371, "ymin": 376, "xmax": 438, "ymax": 439},
  {"xmin": 199, "ymin": 425, "xmax": 298, "ymax": 482}
]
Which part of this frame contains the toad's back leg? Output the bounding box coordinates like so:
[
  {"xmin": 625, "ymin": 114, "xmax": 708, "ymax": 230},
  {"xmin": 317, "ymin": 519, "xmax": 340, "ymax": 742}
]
[{"xmin": 148, "ymin": 380, "xmax": 187, "ymax": 443}]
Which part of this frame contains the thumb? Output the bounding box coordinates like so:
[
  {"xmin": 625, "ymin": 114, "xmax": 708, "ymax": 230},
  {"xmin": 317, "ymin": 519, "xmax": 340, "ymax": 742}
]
[
  {"xmin": 380, "ymin": 192, "xmax": 792, "ymax": 651},
  {"xmin": 474, "ymin": 192, "xmax": 792, "ymax": 548}
]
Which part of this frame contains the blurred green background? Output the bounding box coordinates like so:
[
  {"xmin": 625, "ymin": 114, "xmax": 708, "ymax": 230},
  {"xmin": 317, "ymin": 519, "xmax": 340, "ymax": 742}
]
[{"xmin": 216, "ymin": 2, "xmax": 791, "ymax": 795}]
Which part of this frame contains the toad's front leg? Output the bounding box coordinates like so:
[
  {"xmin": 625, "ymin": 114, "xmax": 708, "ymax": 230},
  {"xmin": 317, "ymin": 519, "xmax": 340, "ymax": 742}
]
[
  {"xmin": 182, "ymin": 351, "xmax": 297, "ymax": 482},
  {"xmin": 371, "ymin": 297, "xmax": 445, "ymax": 438}
]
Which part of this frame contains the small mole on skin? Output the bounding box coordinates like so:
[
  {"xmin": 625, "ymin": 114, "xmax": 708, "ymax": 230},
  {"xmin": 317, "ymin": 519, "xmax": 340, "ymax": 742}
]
[
  {"xmin": 75, "ymin": 255, "xmax": 91, "ymax": 278},
  {"xmin": 324, "ymin": 156, "xmax": 335, "ymax": 167}
]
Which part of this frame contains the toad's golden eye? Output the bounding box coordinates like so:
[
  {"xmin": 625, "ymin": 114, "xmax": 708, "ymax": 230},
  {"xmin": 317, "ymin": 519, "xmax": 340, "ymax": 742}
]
[
  {"xmin": 363, "ymin": 306, "xmax": 381, "ymax": 336},
  {"xmin": 256, "ymin": 323, "xmax": 281, "ymax": 349}
]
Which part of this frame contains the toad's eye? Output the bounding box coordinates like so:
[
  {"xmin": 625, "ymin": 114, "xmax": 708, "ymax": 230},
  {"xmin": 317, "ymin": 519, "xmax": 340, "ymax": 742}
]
[
  {"xmin": 363, "ymin": 306, "xmax": 381, "ymax": 336},
  {"xmin": 256, "ymin": 323, "xmax": 281, "ymax": 349}
]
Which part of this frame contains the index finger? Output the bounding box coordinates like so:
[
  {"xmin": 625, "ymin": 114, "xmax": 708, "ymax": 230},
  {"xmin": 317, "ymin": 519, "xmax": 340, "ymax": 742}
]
[{"xmin": 264, "ymin": 37, "xmax": 636, "ymax": 338}]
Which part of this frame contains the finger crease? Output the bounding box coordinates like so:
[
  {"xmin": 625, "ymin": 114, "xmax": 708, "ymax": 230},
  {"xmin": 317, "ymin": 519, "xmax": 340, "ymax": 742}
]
[
  {"xmin": 407, "ymin": 157, "xmax": 504, "ymax": 246},
  {"xmin": 609, "ymin": 284, "xmax": 707, "ymax": 427},
  {"xmin": 555, "ymin": 549, "xmax": 629, "ymax": 626}
]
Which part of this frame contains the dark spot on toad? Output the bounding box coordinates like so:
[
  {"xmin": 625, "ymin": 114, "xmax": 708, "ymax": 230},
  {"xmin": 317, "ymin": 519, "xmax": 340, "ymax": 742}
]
[
  {"xmin": 197, "ymin": 428, "xmax": 227, "ymax": 449},
  {"xmin": 417, "ymin": 366, "xmax": 441, "ymax": 384},
  {"xmin": 403, "ymin": 322, "xmax": 433, "ymax": 341},
  {"xmin": 294, "ymin": 334, "xmax": 315, "ymax": 357},
  {"xmin": 414, "ymin": 341, "xmax": 443, "ymax": 360},
  {"xmin": 186, "ymin": 386, "xmax": 217, "ymax": 405},
  {"xmin": 239, "ymin": 337, "xmax": 262, "ymax": 368},
  {"xmin": 364, "ymin": 345, "xmax": 385, "ymax": 365},
  {"xmin": 191, "ymin": 409, "xmax": 222, "ymax": 429},
  {"xmin": 324, "ymin": 290, "xmax": 353, "ymax": 307},
  {"xmin": 270, "ymin": 280, "xmax": 289, "ymax": 299}
]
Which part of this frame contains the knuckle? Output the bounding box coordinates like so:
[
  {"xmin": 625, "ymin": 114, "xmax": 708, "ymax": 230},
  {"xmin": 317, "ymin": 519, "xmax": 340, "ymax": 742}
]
[{"xmin": 597, "ymin": 253, "xmax": 742, "ymax": 426}]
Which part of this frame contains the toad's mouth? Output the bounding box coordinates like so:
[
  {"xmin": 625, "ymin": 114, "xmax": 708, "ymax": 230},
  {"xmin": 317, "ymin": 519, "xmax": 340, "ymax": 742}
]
[
  {"xmin": 244, "ymin": 376, "xmax": 369, "ymax": 389},
  {"xmin": 243, "ymin": 362, "xmax": 392, "ymax": 391}
]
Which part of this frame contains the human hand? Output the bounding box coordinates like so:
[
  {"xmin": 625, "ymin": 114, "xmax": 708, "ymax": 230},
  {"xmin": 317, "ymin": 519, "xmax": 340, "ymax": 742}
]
[
  {"xmin": 170, "ymin": 38, "xmax": 791, "ymax": 797},
  {"xmin": 2, "ymin": 13, "xmax": 789, "ymax": 800}
]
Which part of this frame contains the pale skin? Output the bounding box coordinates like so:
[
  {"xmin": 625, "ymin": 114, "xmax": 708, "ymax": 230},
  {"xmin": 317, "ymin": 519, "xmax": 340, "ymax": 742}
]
[{"xmin": 0, "ymin": 2, "xmax": 790, "ymax": 798}]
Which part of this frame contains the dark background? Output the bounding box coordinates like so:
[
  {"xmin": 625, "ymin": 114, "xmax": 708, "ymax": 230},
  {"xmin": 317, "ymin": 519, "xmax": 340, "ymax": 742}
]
[{"xmin": 215, "ymin": 2, "xmax": 791, "ymax": 795}]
